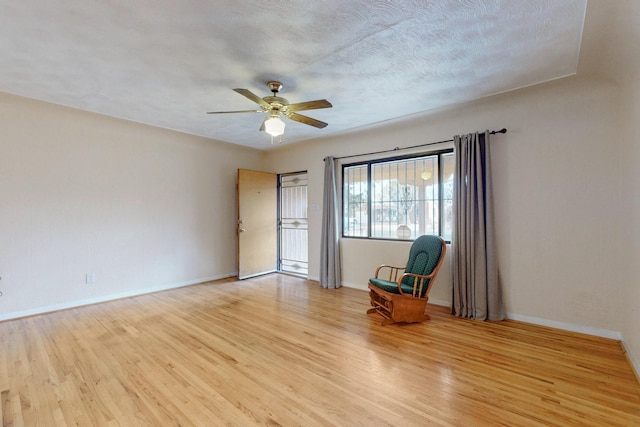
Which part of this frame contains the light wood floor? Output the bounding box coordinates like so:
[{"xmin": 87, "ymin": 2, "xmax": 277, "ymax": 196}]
[{"xmin": 1, "ymin": 274, "xmax": 639, "ymax": 426}]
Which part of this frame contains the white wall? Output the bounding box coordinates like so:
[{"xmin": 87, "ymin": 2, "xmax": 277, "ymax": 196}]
[
  {"xmin": 610, "ymin": 2, "xmax": 640, "ymax": 379},
  {"xmin": 265, "ymin": 74, "xmax": 623, "ymax": 338},
  {"xmin": 0, "ymin": 92, "xmax": 263, "ymax": 319},
  {"xmin": 580, "ymin": 0, "xmax": 640, "ymax": 377},
  {"xmin": 620, "ymin": 73, "xmax": 640, "ymax": 380}
]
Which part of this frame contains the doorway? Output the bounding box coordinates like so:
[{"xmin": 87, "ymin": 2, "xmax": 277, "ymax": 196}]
[
  {"xmin": 237, "ymin": 169, "xmax": 278, "ymax": 279},
  {"xmin": 278, "ymin": 172, "xmax": 308, "ymax": 277}
]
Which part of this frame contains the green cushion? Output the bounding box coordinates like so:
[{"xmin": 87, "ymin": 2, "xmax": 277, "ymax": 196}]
[
  {"xmin": 369, "ymin": 277, "xmax": 417, "ymax": 295},
  {"xmin": 403, "ymin": 235, "xmax": 443, "ymax": 284}
]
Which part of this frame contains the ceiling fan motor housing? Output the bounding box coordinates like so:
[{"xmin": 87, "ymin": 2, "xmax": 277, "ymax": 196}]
[
  {"xmin": 264, "ymin": 82, "xmax": 287, "ymax": 112},
  {"xmin": 267, "ymin": 81, "xmax": 283, "ymax": 94},
  {"xmin": 263, "ymin": 96, "xmax": 289, "ymax": 110}
]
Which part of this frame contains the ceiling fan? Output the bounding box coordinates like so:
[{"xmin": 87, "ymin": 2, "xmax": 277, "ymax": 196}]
[{"xmin": 206, "ymin": 81, "xmax": 332, "ymax": 137}]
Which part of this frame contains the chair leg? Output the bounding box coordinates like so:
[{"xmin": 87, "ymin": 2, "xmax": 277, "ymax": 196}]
[
  {"xmin": 367, "ymin": 304, "xmax": 392, "ymax": 323},
  {"xmin": 368, "ymin": 290, "xmax": 395, "ymax": 324},
  {"xmin": 380, "ymin": 317, "xmax": 395, "ymax": 326}
]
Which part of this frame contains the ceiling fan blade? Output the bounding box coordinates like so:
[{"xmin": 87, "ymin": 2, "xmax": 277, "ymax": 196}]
[
  {"xmin": 287, "ymin": 112, "xmax": 328, "ymax": 129},
  {"xmin": 233, "ymin": 88, "xmax": 271, "ymax": 110},
  {"xmin": 286, "ymin": 99, "xmax": 332, "ymax": 112},
  {"xmin": 259, "ymin": 117, "xmax": 267, "ymax": 132},
  {"xmin": 206, "ymin": 109, "xmax": 262, "ymax": 114}
]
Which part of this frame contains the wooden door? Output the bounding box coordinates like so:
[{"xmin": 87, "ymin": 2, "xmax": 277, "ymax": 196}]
[{"xmin": 237, "ymin": 169, "xmax": 278, "ymax": 279}]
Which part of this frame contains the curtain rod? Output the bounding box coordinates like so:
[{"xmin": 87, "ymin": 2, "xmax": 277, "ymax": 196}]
[{"xmin": 327, "ymin": 128, "xmax": 507, "ymax": 161}]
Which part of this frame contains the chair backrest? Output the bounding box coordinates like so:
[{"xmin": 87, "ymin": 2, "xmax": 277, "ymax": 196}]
[{"xmin": 402, "ymin": 235, "xmax": 445, "ymax": 290}]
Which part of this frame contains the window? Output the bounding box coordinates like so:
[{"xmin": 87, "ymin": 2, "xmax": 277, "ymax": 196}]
[{"xmin": 343, "ymin": 150, "xmax": 454, "ymax": 241}]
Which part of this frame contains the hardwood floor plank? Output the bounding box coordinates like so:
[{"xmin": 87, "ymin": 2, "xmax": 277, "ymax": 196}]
[{"xmin": 1, "ymin": 273, "xmax": 639, "ymax": 426}]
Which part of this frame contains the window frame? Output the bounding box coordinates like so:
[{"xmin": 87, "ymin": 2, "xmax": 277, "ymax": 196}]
[{"xmin": 341, "ymin": 148, "xmax": 454, "ymax": 242}]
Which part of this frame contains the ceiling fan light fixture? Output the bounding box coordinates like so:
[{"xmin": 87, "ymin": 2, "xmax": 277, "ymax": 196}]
[
  {"xmin": 264, "ymin": 115, "xmax": 285, "ymax": 137},
  {"xmin": 207, "ymin": 82, "xmax": 332, "ymax": 138}
]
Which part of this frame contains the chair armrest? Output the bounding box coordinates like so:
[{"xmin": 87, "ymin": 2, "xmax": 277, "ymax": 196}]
[
  {"xmin": 397, "ymin": 271, "xmax": 436, "ymax": 297},
  {"xmin": 374, "ymin": 264, "xmax": 406, "ymax": 283}
]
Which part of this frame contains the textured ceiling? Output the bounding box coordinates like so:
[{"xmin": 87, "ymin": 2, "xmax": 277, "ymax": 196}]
[{"xmin": 0, "ymin": 0, "xmax": 587, "ymax": 149}]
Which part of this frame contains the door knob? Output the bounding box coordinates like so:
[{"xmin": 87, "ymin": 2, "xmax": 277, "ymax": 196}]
[{"xmin": 238, "ymin": 228, "xmax": 246, "ymax": 233}]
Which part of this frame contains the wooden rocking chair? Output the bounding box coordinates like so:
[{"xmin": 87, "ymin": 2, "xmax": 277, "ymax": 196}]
[{"xmin": 367, "ymin": 235, "xmax": 446, "ymax": 325}]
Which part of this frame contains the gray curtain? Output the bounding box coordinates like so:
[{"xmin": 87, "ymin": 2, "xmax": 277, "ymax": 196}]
[
  {"xmin": 452, "ymin": 131, "xmax": 504, "ymax": 320},
  {"xmin": 320, "ymin": 156, "xmax": 341, "ymax": 289}
]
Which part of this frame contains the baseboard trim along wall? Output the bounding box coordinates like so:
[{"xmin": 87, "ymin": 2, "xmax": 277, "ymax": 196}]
[
  {"xmin": 622, "ymin": 342, "xmax": 640, "ymax": 384},
  {"xmin": 342, "ymin": 281, "xmax": 624, "ymax": 342},
  {"xmin": 341, "ymin": 281, "xmax": 367, "ymax": 291},
  {"xmin": 0, "ymin": 273, "xmax": 237, "ymax": 322},
  {"xmin": 505, "ymin": 312, "xmax": 623, "ymax": 341}
]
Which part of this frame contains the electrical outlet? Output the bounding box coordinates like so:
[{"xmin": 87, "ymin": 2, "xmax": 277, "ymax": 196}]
[{"xmin": 86, "ymin": 273, "xmax": 96, "ymax": 284}]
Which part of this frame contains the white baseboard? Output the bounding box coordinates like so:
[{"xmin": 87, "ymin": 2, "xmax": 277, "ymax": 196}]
[
  {"xmin": 621, "ymin": 340, "xmax": 640, "ymax": 382},
  {"xmin": 506, "ymin": 312, "xmax": 623, "ymax": 340},
  {"xmin": 341, "ymin": 281, "xmax": 368, "ymax": 291},
  {"xmin": 507, "ymin": 317, "xmax": 636, "ymax": 386},
  {"xmin": 0, "ymin": 273, "xmax": 236, "ymax": 322},
  {"xmin": 428, "ymin": 298, "xmax": 450, "ymax": 307},
  {"xmin": 343, "ymin": 281, "xmax": 624, "ymax": 341}
]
